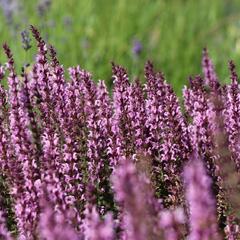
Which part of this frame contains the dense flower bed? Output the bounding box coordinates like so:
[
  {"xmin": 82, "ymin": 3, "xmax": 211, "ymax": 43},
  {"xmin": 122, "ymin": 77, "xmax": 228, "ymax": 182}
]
[{"xmin": 0, "ymin": 26, "xmax": 239, "ymax": 239}]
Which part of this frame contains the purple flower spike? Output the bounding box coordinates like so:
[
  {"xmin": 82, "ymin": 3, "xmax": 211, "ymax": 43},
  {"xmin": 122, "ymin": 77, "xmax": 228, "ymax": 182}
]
[
  {"xmin": 111, "ymin": 63, "xmax": 132, "ymax": 162},
  {"xmin": 202, "ymin": 48, "xmax": 220, "ymax": 90},
  {"xmin": 229, "ymin": 60, "xmax": 238, "ymax": 85},
  {"xmin": 41, "ymin": 128, "xmax": 67, "ymax": 214},
  {"xmin": 0, "ymin": 72, "xmax": 10, "ymax": 176},
  {"xmin": 144, "ymin": 61, "xmax": 165, "ymax": 157},
  {"xmin": 128, "ymin": 79, "xmax": 147, "ymax": 150},
  {"xmin": 223, "ymin": 61, "xmax": 240, "ymax": 170},
  {"xmin": 183, "ymin": 74, "xmax": 216, "ymax": 176},
  {"xmin": 184, "ymin": 152, "xmax": 221, "ymax": 240},
  {"xmin": 3, "ymin": 43, "xmax": 40, "ymax": 239},
  {"xmin": 145, "ymin": 61, "xmax": 190, "ymax": 206},
  {"xmin": 30, "ymin": 25, "xmax": 52, "ymax": 124}
]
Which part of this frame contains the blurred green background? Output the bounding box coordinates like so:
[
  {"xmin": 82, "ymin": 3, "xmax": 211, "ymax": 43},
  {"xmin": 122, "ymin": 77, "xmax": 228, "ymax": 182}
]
[{"xmin": 1, "ymin": 0, "xmax": 240, "ymax": 94}]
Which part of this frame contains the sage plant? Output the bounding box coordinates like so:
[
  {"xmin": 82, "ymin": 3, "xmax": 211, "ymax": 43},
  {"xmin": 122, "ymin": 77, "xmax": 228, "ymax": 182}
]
[{"xmin": 0, "ymin": 27, "xmax": 239, "ymax": 239}]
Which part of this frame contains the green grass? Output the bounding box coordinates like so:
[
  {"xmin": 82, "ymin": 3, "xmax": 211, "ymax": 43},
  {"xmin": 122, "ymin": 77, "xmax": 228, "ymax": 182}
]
[{"xmin": 1, "ymin": 0, "xmax": 240, "ymax": 94}]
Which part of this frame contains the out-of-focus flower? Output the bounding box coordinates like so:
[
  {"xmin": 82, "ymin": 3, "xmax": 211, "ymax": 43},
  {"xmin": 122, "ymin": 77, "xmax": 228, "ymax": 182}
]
[
  {"xmin": 112, "ymin": 155, "xmax": 162, "ymax": 240},
  {"xmin": 21, "ymin": 30, "xmax": 32, "ymax": 51},
  {"xmin": 0, "ymin": 0, "xmax": 20, "ymax": 26},
  {"xmin": 63, "ymin": 16, "xmax": 72, "ymax": 27},
  {"xmin": 159, "ymin": 208, "xmax": 185, "ymax": 240},
  {"xmin": 38, "ymin": 197, "xmax": 79, "ymax": 240},
  {"xmin": 83, "ymin": 205, "xmax": 114, "ymax": 240},
  {"xmin": 132, "ymin": 39, "xmax": 142, "ymax": 56},
  {"xmin": 184, "ymin": 152, "xmax": 221, "ymax": 240},
  {"xmin": 37, "ymin": 0, "xmax": 51, "ymax": 17},
  {"xmin": 0, "ymin": 210, "xmax": 13, "ymax": 240}
]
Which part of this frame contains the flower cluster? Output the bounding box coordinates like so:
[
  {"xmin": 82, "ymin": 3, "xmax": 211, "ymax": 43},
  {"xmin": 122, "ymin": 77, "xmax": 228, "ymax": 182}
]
[{"xmin": 0, "ymin": 27, "xmax": 239, "ymax": 239}]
